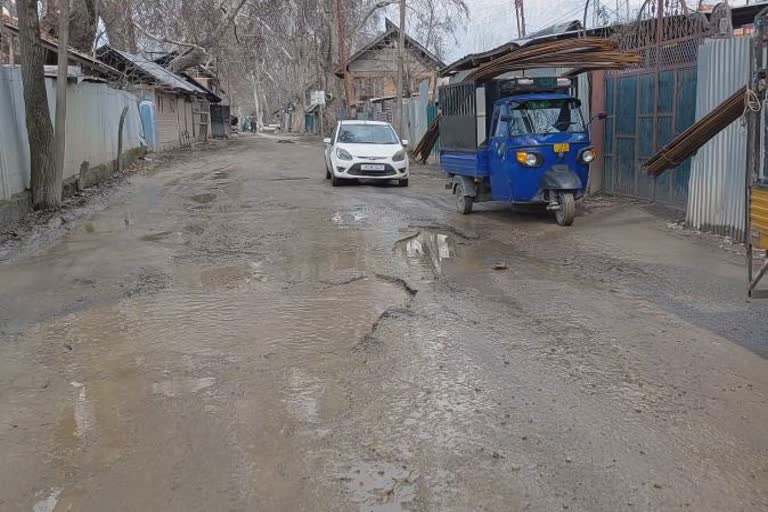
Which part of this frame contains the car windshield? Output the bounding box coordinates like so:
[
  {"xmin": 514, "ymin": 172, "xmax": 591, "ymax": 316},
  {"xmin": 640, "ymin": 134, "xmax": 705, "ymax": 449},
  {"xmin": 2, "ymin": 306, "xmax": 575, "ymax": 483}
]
[
  {"xmin": 508, "ymin": 99, "xmax": 586, "ymax": 135},
  {"xmin": 337, "ymin": 124, "xmax": 399, "ymax": 144}
]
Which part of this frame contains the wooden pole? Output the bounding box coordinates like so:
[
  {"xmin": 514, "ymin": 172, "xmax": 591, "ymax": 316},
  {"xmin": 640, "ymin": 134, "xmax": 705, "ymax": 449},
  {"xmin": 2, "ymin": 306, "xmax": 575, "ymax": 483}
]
[
  {"xmin": 335, "ymin": 0, "xmax": 353, "ymax": 111},
  {"xmin": 117, "ymin": 106, "xmax": 128, "ymax": 172},
  {"xmin": 54, "ymin": 0, "xmax": 70, "ymax": 197},
  {"xmin": 396, "ymin": 0, "xmax": 406, "ymax": 135}
]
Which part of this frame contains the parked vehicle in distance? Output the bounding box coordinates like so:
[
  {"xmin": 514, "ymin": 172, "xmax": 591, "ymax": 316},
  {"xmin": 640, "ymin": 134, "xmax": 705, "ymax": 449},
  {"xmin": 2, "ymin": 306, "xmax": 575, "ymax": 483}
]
[
  {"xmin": 324, "ymin": 120, "xmax": 409, "ymax": 187},
  {"xmin": 439, "ymin": 78, "xmax": 603, "ymax": 226}
]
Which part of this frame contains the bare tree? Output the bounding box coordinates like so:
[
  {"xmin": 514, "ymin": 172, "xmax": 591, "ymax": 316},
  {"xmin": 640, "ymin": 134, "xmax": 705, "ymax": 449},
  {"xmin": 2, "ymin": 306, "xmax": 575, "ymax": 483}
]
[
  {"xmin": 99, "ymin": 0, "xmax": 137, "ymax": 52},
  {"xmin": 41, "ymin": 0, "xmax": 98, "ymax": 53},
  {"xmin": 17, "ymin": 0, "xmax": 59, "ymax": 209}
]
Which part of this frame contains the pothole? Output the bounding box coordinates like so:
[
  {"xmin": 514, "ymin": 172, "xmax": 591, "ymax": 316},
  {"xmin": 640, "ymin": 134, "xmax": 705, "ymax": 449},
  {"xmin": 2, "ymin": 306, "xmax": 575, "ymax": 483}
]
[
  {"xmin": 337, "ymin": 461, "xmax": 418, "ymax": 512},
  {"xmin": 331, "ymin": 207, "xmax": 369, "ymax": 226},
  {"xmin": 140, "ymin": 231, "xmax": 174, "ymax": 242},
  {"xmin": 394, "ymin": 230, "xmax": 458, "ymax": 274},
  {"xmin": 191, "ymin": 193, "xmax": 217, "ymax": 204}
]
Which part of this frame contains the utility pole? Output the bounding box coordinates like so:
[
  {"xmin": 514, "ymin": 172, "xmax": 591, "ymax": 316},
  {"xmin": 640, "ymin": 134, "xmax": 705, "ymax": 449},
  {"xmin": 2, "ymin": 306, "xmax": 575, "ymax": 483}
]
[
  {"xmin": 396, "ymin": 0, "xmax": 406, "ymax": 136},
  {"xmin": 515, "ymin": 0, "xmax": 526, "ymax": 38},
  {"xmin": 54, "ymin": 0, "xmax": 70, "ymax": 200},
  {"xmin": 335, "ymin": 0, "xmax": 353, "ymax": 113}
]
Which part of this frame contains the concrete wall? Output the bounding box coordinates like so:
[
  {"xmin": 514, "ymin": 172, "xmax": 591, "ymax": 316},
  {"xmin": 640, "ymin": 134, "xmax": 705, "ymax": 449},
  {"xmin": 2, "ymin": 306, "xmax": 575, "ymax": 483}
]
[{"xmin": 0, "ymin": 65, "xmax": 144, "ymax": 201}]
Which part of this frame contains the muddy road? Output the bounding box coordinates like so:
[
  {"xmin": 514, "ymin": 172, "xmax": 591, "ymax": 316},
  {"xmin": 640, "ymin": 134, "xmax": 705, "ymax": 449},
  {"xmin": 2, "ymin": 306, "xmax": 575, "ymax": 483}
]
[{"xmin": 1, "ymin": 135, "xmax": 767, "ymax": 511}]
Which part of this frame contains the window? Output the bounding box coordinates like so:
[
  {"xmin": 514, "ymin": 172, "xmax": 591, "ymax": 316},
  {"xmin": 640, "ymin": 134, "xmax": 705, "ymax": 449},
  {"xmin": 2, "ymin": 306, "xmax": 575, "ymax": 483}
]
[
  {"xmin": 337, "ymin": 124, "xmax": 398, "ymax": 144},
  {"xmin": 508, "ymin": 99, "xmax": 586, "ymax": 135},
  {"xmin": 489, "ymin": 110, "xmax": 499, "ymax": 139},
  {"xmin": 495, "ymin": 109, "xmax": 509, "ymax": 137}
]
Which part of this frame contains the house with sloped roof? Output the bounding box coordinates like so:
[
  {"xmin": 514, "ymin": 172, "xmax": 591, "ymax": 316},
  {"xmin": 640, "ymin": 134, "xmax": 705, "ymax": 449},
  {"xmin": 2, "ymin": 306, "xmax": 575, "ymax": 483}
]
[
  {"xmin": 335, "ymin": 19, "xmax": 445, "ymax": 107},
  {"xmin": 97, "ymin": 46, "xmax": 219, "ymax": 151}
]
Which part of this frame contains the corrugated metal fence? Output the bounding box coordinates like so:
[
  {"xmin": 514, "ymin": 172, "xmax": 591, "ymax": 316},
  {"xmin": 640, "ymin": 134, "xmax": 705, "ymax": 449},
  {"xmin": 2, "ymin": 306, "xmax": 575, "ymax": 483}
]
[
  {"xmin": 0, "ymin": 66, "xmax": 144, "ymax": 201},
  {"xmin": 687, "ymin": 37, "xmax": 751, "ymax": 240},
  {"xmin": 405, "ymin": 80, "xmax": 430, "ymax": 146}
]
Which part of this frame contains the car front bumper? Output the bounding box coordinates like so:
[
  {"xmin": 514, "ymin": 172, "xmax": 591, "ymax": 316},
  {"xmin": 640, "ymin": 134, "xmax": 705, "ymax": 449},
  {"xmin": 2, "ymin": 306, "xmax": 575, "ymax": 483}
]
[{"xmin": 332, "ymin": 160, "xmax": 409, "ymax": 179}]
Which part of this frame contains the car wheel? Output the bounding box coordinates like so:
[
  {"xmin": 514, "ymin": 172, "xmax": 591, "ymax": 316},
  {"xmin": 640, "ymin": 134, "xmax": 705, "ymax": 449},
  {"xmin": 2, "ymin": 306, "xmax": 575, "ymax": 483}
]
[
  {"xmin": 331, "ymin": 175, "xmax": 343, "ymax": 187},
  {"xmin": 398, "ymin": 179, "xmax": 409, "ymax": 187},
  {"xmin": 325, "ymin": 165, "xmax": 331, "ymax": 179}
]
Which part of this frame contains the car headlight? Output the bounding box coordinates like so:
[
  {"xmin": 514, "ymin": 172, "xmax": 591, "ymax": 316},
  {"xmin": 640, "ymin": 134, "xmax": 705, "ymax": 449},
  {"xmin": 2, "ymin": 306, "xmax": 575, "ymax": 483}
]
[
  {"xmin": 580, "ymin": 149, "xmax": 596, "ymax": 163},
  {"xmin": 516, "ymin": 151, "xmax": 543, "ymax": 167},
  {"xmin": 336, "ymin": 148, "xmax": 353, "ymax": 161},
  {"xmin": 392, "ymin": 150, "xmax": 406, "ymax": 162}
]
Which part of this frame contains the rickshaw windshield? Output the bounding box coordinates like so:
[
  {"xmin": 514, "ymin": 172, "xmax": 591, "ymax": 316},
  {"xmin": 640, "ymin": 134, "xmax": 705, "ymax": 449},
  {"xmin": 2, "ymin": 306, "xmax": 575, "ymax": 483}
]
[{"xmin": 508, "ymin": 99, "xmax": 586, "ymax": 136}]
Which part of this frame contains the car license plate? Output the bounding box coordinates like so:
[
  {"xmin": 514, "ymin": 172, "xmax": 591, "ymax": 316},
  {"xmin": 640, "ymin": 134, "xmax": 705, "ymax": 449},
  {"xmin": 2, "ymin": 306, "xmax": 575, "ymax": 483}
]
[
  {"xmin": 554, "ymin": 143, "xmax": 570, "ymax": 153},
  {"xmin": 361, "ymin": 164, "xmax": 385, "ymax": 171}
]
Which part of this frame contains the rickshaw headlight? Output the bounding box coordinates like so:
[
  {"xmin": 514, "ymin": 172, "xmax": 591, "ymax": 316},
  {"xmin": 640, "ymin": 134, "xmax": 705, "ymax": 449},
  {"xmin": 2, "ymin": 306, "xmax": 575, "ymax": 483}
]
[
  {"xmin": 580, "ymin": 149, "xmax": 596, "ymax": 163},
  {"xmin": 516, "ymin": 151, "xmax": 542, "ymax": 167}
]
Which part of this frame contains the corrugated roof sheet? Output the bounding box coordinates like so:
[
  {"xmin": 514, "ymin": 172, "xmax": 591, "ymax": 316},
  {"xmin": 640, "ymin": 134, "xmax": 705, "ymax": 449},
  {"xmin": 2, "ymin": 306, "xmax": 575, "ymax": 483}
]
[
  {"xmin": 111, "ymin": 49, "xmax": 208, "ymax": 96},
  {"xmin": 1, "ymin": 15, "xmax": 119, "ymax": 77}
]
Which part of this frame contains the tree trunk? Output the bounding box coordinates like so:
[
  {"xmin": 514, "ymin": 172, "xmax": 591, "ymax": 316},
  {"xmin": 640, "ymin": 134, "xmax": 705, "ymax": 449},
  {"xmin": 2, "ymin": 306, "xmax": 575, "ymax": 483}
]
[
  {"xmin": 42, "ymin": 0, "xmax": 98, "ymax": 53},
  {"xmin": 251, "ymin": 72, "xmax": 263, "ymax": 130},
  {"xmin": 68, "ymin": 0, "xmax": 98, "ymax": 53},
  {"xmin": 98, "ymin": 0, "xmax": 137, "ymax": 52},
  {"xmin": 17, "ymin": 0, "xmax": 60, "ymax": 209},
  {"xmin": 168, "ymin": 47, "xmax": 207, "ymax": 73}
]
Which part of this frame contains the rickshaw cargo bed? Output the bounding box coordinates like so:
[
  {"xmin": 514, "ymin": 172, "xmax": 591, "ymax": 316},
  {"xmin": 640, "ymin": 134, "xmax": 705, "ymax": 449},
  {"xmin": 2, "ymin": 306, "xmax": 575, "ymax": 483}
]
[{"xmin": 440, "ymin": 149, "xmax": 489, "ymax": 177}]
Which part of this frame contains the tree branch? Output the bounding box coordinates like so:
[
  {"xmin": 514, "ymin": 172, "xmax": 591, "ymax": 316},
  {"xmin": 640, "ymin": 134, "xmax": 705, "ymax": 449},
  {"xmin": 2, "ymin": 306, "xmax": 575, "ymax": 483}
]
[{"xmin": 132, "ymin": 21, "xmax": 207, "ymax": 52}]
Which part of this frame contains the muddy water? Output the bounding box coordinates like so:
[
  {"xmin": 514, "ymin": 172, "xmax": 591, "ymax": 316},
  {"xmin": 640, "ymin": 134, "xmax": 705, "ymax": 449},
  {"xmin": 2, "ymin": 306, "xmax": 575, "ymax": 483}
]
[{"xmin": 2, "ymin": 136, "xmax": 768, "ymax": 511}]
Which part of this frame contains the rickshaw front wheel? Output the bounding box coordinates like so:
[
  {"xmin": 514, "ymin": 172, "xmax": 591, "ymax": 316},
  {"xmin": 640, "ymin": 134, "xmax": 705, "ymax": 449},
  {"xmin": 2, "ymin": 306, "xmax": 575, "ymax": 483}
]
[{"xmin": 554, "ymin": 192, "xmax": 575, "ymax": 226}]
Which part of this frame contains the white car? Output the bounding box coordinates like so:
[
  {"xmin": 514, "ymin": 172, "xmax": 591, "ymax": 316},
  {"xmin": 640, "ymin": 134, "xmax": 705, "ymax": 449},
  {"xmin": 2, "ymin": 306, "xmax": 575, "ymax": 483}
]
[{"xmin": 324, "ymin": 120, "xmax": 409, "ymax": 187}]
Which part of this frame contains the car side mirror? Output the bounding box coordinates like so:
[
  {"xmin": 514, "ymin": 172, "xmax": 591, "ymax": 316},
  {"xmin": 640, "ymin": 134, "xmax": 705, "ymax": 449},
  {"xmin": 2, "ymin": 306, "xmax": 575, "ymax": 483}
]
[
  {"xmin": 323, "ymin": 137, "xmax": 331, "ymax": 144},
  {"xmin": 401, "ymin": 139, "xmax": 409, "ymax": 147}
]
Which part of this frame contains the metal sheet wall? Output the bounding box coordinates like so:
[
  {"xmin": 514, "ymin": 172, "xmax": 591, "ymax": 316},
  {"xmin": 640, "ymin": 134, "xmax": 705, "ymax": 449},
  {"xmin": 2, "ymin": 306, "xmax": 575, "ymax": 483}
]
[
  {"xmin": 0, "ymin": 66, "xmax": 144, "ymax": 200},
  {"xmin": 687, "ymin": 37, "xmax": 751, "ymax": 240}
]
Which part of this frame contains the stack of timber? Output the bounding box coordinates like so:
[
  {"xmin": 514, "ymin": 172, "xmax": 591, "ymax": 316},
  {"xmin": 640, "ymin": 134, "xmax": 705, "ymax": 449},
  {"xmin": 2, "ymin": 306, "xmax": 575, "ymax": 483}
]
[{"xmin": 413, "ymin": 115, "xmax": 441, "ymax": 163}]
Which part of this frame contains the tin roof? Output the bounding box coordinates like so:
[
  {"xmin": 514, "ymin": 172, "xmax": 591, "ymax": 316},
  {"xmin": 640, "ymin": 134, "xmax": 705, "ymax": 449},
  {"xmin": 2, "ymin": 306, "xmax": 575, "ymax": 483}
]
[
  {"xmin": 110, "ymin": 48, "xmax": 209, "ymax": 95},
  {"xmin": 1, "ymin": 15, "xmax": 120, "ymax": 77}
]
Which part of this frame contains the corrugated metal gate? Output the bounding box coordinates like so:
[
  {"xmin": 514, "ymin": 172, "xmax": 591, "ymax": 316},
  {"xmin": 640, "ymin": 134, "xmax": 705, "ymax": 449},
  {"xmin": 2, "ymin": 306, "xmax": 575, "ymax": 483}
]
[
  {"xmin": 603, "ymin": 67, "xmax": 697, "ymax": 205},
  {"xmin": 602, "ymin": 9, "xmax": 712, "ymax": 207}
]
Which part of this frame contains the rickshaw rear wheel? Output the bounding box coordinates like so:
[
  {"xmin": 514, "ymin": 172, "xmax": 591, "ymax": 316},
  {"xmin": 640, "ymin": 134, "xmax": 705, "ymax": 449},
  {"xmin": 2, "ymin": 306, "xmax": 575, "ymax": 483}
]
[
  {"xmin": 456, "ymin": 190, "xmax": 473, "ymax": 215},
  {"xmin": 554, "ymin": 192, "xmax": 575, "ymax": 226}
]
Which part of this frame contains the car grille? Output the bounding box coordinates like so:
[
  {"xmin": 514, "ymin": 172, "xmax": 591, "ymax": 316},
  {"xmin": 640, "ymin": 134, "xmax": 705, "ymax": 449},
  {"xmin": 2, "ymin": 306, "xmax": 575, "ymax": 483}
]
[{"xmin": 347, "ymin": 164, "xmax": 397, "ymax": 177}]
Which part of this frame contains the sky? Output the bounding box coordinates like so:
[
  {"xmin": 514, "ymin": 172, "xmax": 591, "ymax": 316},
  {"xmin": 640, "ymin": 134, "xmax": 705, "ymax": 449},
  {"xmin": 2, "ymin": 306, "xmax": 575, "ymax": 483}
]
[{"xmin": 446, "ymin": 0, "xmax": 753, "ymax": 62}]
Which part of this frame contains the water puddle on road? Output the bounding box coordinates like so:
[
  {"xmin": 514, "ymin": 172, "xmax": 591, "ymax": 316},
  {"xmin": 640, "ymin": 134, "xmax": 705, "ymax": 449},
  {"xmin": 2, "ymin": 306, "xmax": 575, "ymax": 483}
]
[
  {"xmin": 191, "ymin": 193, "xmax": 217, "ymax": 204},
  {"xmin": 331, "ymin": 207, "xmax": 369, "ymax": 227},
  {"xmin": 395, "ymin": 230, "xmax": 458, "ymax": 274},
  {"xmin": 338, "ymin": 461, "xmax": 417, "ymax": 512}
]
